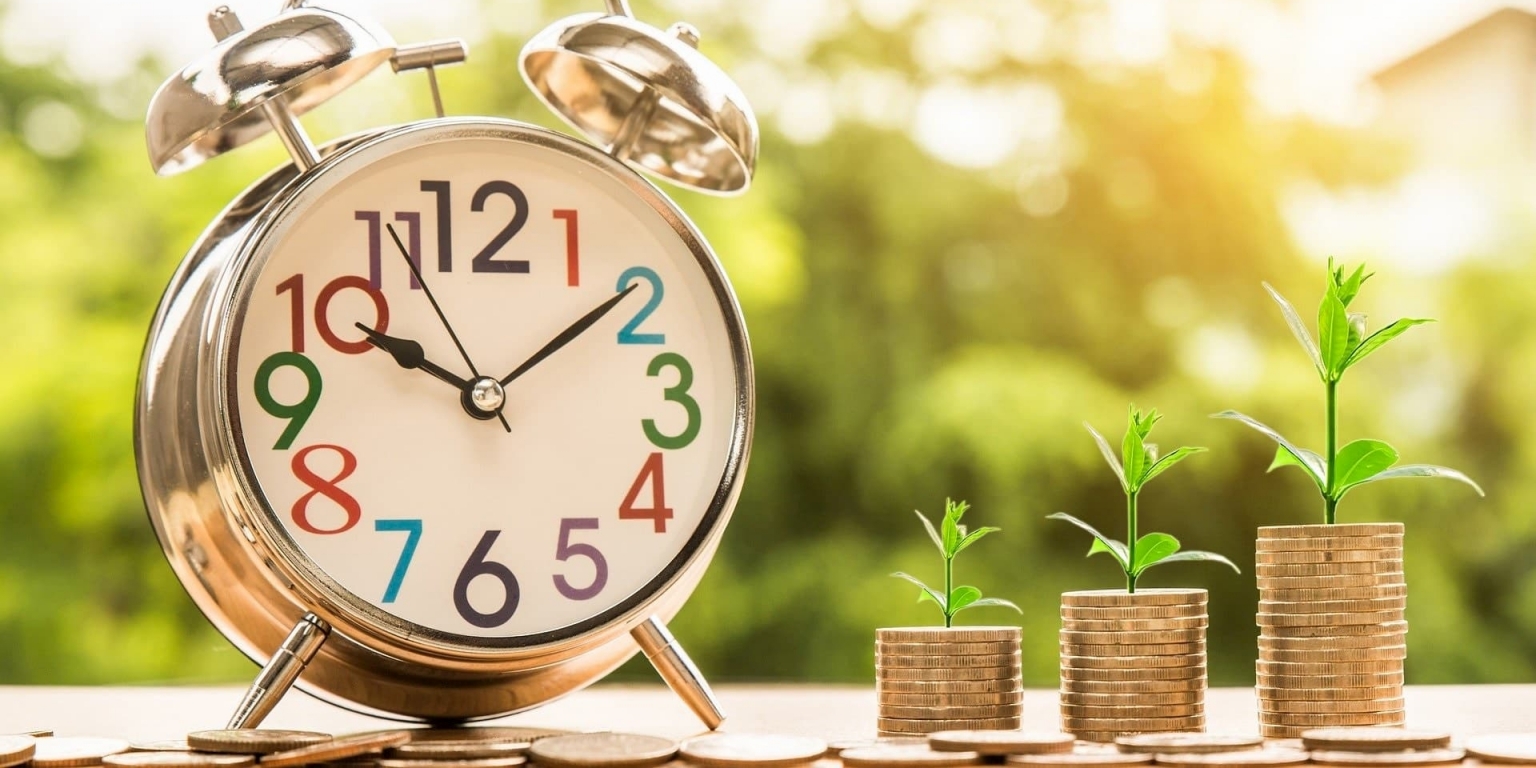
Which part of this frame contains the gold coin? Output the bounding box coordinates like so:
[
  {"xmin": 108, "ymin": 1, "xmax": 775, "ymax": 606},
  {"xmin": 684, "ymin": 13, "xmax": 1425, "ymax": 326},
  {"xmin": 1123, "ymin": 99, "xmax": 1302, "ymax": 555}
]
[
  {"xmin": 528, "ymin": 733, "xmax": 678, "ymax": 768},
  {"xmin": 378, "ymin": 759, "xmax": 527, "ymax": 768},
  {"xmin": 1112, "ymin": 734, "xmax": 1261, "ymax": 754},
  {"xmin": 1255, "ymin": 573, "xmax": 1404, "ymax": 589},
  {"xmin": 1260, "ymin": 697, "xmax": 1405, "ymax": 715},
  {"xmin": 1465, "ymin": 734, "xmax": 1536, "ymax": 764},
  {"xmin": 1256, "ymin": 610, "xmax": 1404, "ymax": 628},
  {"xmin": 1261, "ymin": 711, "xmax": 1405, "ymax": 727},
  {"xmin": 1256, "ymin": 685, "xmax": 1402, "ymax": 702},
  {"xmin": 877, "ymin": 680, "xmax": 1021, "ymax": 694},
  {"xmin": 0, "ymin": 736, "xmax": 34, "ymax": 768},
  {"xmin": 22, "ymin": 733, "xmax": 54, "ymax": 739},
  {"xmin": 103, "ymin": 754, "xmax": 254, "ymax": 768},
  {"xmin": 840, "ymin": 746, "xmax": 982, "ymax": 767},
  {"xmin": 1062, "ymin": 606, "xmax": 1207, "ymax": 621},
  {"xmin": 1061, "ymin": 590, "xmax": 1207, "ymax": 607},
  {"xmin": 879, "ymin": 692, "xmax": 1023, "ymax": 707},
  {"xmin": 879, "ymin": 653, "xmax": 1020, "ymax": 669},
  {"xmin": 399, "ymin": 729, "xmax": 570, "ymax": 743},
  {"xmin": 1255, "ymin": 548, "xmax": 1401, "ymax": 564},
  {"xmin": 34, "ymin": 738, "xmax": 132, "ymax": 768},
  {"xmin": 1264, "ymin": 621, "xmax": 1407, "ymax": 638},
  {"xmin": 1061, "ymin": 691, "xmax": 1201, "ymax": 707},
  {"xmin": 1063, "ymin": 678, "xmax": 1207, "ymax": 694},
  {"xmin": 1259, "ymin": 584, "xmax": 1407, "ymax": 602},
  {"xmin": 876, "ymin": 719, "xmax": 1020, "ymax": 735},
  {"xmin": 261, "ymin": 732, "xmax": 413, "ymax": 768},
  {"xmin": 1257, "ymin": 728, "xmax": 1302, "ymax": 741},
  {"xmin": 389, "ymin": 741, "xmax": 533, "ymax": 760},
  {"xmin": 1258, "ymin": 523, "xmax": 1402, "ymax": 539},
  {"xmin": 1060, "ymin": 642, "xmax": 1204, "ymax": 658},
  {"xmin": 826, "ymin": 739, "xmax": 929, "ymax": 757},
  {"xmin": 879, "ymin": 704, "xmax": 1023, "ymax": 720},
  {"xmin": 1259, "ymin": 632, "xmax": 1406, "ymax": 651},
  {"xmin": 877, "ymin": 667, "xmax": 1020, "ymax": 682},
  {"xmin": 1257, "ymin": 597, "xmax": 1406, "ymax": 615},
  {"xmin": 927, "ymin": 732, "xmax": 1073, "ymax": 756},
  {"xmin": 1256, "ymin": 535, "xmax": 1402, "ymax": 552},
  {"xmin": 679, "ymin": 734, "xmax": 828, "ymax": 768},
  {"xmin": 1059, "ymin": 629, "xmax": 1204, "ymax": 645},
  {"xmin": 1061, "ymin": 654, "xmax": 1205, "ymax": 670},
  {"xmin": 1061, "ymin": 617, "xmax": 1207, "ymax": 632},
  {"xmin": 1254, "ymin": 659, "xmax": 1402, "ymax": 675},
  {"xmin": 1255, "ymin": 672, "xmax": 1403, "ymax": 688},
  {"xmin": 1259, "ymin": 645, "xmax": 1406, "ymax": 663},
  {"xmin": 188, "ymin": 732, "xmax": 331, "ymax": 756},
  {"xmin": 1059, "ymin": 715, "xmax": 1205, "ymax": 731},
  {"xmin": 1060, "ymin": 665, "xmax": 1205, "ymax": 682},
  {"xmin": 1008, "ymin": 753, "xmax": 1152, "ymax": 766},
  {"xmin": 877, "ymin": 628, "xmax": 1021, "ymax": 643},
  {"xmin": 1307, "ymin": 751, "xmax": 1463, "ymax": 766},
  {"xmin": 1300, "ymin": 728, "xmax": 1449, "ymax": 752},
  {"xmin": 1255, "ymin": 560, "xmax": 1402, "ymax": 577},
  {"xmin": 1060, "ymin": 703, "xmax": 1202, "ymax": 719},
  {"xmin": 877, "ymin": 642, "xmax": 1018, "ymax": 656},
  {"xmin": 1150, "ymin": 751, "xmax": 1309, "ymax": 766},
  {"xmin": 129, "ymin": 742, "xmax": 191, "ymax": 753}
]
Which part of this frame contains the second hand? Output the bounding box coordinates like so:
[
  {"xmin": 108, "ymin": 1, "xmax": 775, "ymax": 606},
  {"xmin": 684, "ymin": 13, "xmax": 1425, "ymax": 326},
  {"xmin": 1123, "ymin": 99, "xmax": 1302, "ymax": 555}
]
[{"xmin": 386, "ymin": 223, "xmax": 511, "ymax": 433}]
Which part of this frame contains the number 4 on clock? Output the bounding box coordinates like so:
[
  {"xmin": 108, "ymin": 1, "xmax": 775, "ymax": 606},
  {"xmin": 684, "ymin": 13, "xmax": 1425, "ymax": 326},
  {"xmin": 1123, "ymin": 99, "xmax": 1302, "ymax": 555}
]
[{"xmin": 620, "ymin": 452, "xmax": 673, "ymax": 533}]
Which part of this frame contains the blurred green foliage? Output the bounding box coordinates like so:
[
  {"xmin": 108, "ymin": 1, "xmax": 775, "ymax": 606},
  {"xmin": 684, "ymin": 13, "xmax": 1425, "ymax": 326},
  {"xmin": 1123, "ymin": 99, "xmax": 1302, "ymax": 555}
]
[{"xmin": 0, "ymin": 0, "xmax": 1528, "ymax": 694}]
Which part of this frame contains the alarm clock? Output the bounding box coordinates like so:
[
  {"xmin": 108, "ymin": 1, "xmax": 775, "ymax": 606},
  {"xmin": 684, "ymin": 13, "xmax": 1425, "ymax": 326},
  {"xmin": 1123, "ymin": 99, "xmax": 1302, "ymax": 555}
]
[{"xmin": 135, "ymin": 0, "xmax": 757, "ymax": 728}]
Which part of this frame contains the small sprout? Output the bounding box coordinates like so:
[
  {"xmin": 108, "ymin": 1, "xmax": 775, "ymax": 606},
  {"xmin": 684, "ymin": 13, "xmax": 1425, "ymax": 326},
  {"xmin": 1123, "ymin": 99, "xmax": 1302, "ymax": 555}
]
[
  {"xmin": 1216, "ymin": 258, "xmax": 1483, "ymax": 524},
  {"xmin": 1050, "ymin": 406, "xmax": 1239, "ymax": 593},
  {"xmin": 891, "ymin": 498, "xmax": 1021, "ymax": 628}
]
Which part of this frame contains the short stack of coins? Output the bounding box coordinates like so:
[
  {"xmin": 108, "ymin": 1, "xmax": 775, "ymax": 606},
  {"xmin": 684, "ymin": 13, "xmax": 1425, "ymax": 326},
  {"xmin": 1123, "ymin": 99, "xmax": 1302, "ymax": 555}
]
[
  {"xmin": 1058, "ymin": 588, "xmax": 1208, "ymax": 742},
  {"xmin": 874, "ymin": 626, "xmax": 1024, "ymax": 736},
  {"xmin": 1255, "ymin": 522, "xmax": 1407, "ymax": 738}
]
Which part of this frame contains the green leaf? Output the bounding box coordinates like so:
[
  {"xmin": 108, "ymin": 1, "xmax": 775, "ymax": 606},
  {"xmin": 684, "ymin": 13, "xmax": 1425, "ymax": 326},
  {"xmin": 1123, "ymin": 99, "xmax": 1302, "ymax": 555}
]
[
  {"xmin": 956, "ymin": 596, "xmax": 1023, "ymax": 615},
  {"xmin": 1130, "ymin": 532, "xmax": 1180, "ymax": 575},
  {"xmin": 1048, "ymin": 512, "xmax": 1130, "ymax": 572},
  {"xmin": 1085, "ymin": 422, "xmax": 1128, "ymax": 491},
  {"xmin": 940, "ymin": 504, "xmax": 961, "ymax": 558},
  {"xmin": 1336, "ymin": 463, "xmax": 1485, "ymax": 501},
  {"xmin": 1331, "ymin": 439, "xmax": 1399, "ymax": 496},
  {"xmin": 1337, "ymin": 262, "xmax": 1369, "ymax": 307},
  {"xmin": 948, "ymin": 585, "xmax": 982, "ymax": 613},
  {"xmin": 1263, "ymin": 282, "xmax": 1324, "ymax": 375},
  {"xmin": 1318, "ymin": 290, "xmax": 1350, "ymax": 379},
  {"xmin": 1267, "ymin": 446, "xmax": 1327, "ymax": 494},
  {"xmin": 1122, "ymin": 409, "xmax": 1150, "ymax": 492},
  {"xmin": 1211, "ymin": 411, "xmax": 1326, "ymax": 489},
  {"xmin": 891, "ymin": 571, "xmax": 946, "ymax": 611},
  {"xmin": 1137, "ymin": 550, "xmax": 1242, "ymax": 574},
  {"xmin": 1341, "ymin": 318, "xmax": 1433, "ymax": 372},
  {"xmin": 1140, "ymin": 446, "xmax": 1206, "ymax": 487},
  {"xmin": 913, "ymin": 510, "xmax": 944, "ymax": 555},
  {"xmin": 954, "ymin": 526, "xmax": 1000, "ymax": 555}
]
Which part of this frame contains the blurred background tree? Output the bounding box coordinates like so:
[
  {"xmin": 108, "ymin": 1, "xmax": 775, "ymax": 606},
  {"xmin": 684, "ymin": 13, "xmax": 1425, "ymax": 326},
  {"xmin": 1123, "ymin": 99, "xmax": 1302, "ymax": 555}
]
[{"xmin": 0, "ymin": 0, "xmax": 1527, "ymax": 690}]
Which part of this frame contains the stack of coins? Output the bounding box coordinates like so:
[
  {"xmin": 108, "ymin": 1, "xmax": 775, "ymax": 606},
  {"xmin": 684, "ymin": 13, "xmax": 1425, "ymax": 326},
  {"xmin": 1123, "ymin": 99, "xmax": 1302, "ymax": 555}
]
[
  {"xmin": 1255, "ymin": 523, "xmax": 1406, "ymax": 738},
  {"xmin": 1058, "ymin": 589, "xmax": 1208, "ymax": 741},
  {"xmin": 875, "ymin": 626, "xmax": 1024, "ymax": 736}
]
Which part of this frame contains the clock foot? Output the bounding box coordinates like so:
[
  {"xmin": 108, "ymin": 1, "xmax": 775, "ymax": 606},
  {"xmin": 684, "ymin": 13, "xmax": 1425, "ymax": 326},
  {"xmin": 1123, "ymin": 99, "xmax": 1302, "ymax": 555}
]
[
  {"xmin": 225, "ymin": 613, "xmax": 331, "ymax": 728},
  {"xmin": 632, "ymin": 616, "xmax": 725, "ymax": 730}
]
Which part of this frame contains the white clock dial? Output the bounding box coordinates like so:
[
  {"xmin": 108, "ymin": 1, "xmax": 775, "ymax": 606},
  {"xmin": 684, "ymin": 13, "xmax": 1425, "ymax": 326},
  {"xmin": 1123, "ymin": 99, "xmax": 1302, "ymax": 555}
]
[{"xmin": 227, "ymin": 130, "xmax": 745, "ymax": 642}]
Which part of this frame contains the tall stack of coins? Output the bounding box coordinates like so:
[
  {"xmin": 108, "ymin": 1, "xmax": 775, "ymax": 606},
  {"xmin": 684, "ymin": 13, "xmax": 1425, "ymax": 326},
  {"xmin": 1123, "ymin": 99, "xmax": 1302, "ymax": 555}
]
[
  {"xmin": 875, "ymin": 626, "xmax": 1023, "ymax": 736},
  {"xmin": 1255, "ymin": 523, "xmax": 1407, "ymax": 738},
  {"xmin": 1058, "ymin": 589, "xmax": 1208, "ymax": 742}
]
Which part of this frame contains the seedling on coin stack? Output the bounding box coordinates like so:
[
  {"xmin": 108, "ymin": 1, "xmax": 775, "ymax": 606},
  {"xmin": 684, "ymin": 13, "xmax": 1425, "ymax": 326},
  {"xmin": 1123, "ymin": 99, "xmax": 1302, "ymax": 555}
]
[
  {"xmin": 878, "ymin": 499, "xmax": 1023, "ymax": 737},
  {"xmin": 1215, "ymin": 259, "xmax": 1483, "ymax": 737},
  {"xmin": 1047, "ymin": 408, "xmax": 1238, "ymax": 742}
]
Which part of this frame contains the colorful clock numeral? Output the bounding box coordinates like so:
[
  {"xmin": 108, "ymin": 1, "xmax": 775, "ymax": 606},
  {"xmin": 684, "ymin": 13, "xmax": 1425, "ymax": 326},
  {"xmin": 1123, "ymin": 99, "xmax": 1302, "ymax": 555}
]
[
  {"xmin": 470, "ymin": 181, "xmax": 532, "ymax": 274},
  {"xmin": 619, "ymin": 452, "xmax": 673, "ymax": 533},
  {"xmin": 420, "ymin": 180, "xmax": 453, "ymax": 273},
  {"xmin": 553, "ymin": 209, "xmax": 580, "ymax": 286},
  {"xmin": 254, "ymin": 352, "xmax": 322, "ymax": 450},
  {"xmin": 616, "ymin": 267, "xmax": 666, "ymax": 344},
  {"xmin": 276, "ymin": 273, "xmax": 390, "ymax": 354},
  {"xmin": 356, "ymin": 211, "xmax": 422, "ymax": 290},
  {"xmin": 553, "ymin": 518, "xmax": 608, "ymax": 600},
  {"xmin": 643, "ymin": 352, "xmax": 701, "ymax": 449},
  {"xmin": 454, "ymin": 530, "xmax": 520, "ymax": 628},
  {"xmin": 375, "ymin": 518, "xmax": 422, "ymax": 603},
  {"xmin": 290, "ymin": 444, "xmax": 363, "ymax": 535}
]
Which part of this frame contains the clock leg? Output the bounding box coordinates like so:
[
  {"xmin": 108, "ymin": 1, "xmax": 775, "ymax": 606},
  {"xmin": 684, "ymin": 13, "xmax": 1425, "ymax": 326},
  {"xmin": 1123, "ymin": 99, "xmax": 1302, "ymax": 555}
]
[
  {"xmin": 225, "ymin": 613, "xmax": 332, "ymax": 728},
  {"xmin": 632, "ymin": 616, "xmax": 725, "ymax": 729}
]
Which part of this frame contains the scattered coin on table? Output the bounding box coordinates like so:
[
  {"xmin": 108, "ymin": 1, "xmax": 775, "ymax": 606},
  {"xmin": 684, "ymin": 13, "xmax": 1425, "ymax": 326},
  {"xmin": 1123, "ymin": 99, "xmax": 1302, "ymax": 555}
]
[
  {"xmin": 1114, "ymin": 735, "xmax": 1263, "ymax": 754},
  {"xmin": 260, "ymin": 730, "xmax": 412, "ymax": 768},
  {"xmin": 528, "ymin": 733, "xmax": 678, "ymax": 768},
  {"xmin": 1307, "ymin": 750, "xmax": 1466, "ymax": 766},
  {"xmin": 378, "ymin": 757, "xmax": 527, "ymax": 768},
  {"xmin": 0, "ymin": 735, "xmax": 34, "ymax": 768},
  {"xmin": 926, "ymin": 731, "xmax": 1074, "ymax": 756},
  {"xmin": 1008, "ymin": 752, "xmax": 1154, "ymax": 766},
  {"xmin": 839, "ymin": 746, "xmax": 982, "ymax": 767},
  {"xmin": 103, "ymin": 752, "xmax": 255, "ymax": 768},
  {"xmin": 33, "ymin": 737, "xmax": 133, "ymax": 767},
  {"xmin": 188, "ymin": 731, "xmax": 331, "ymax": 755},
  {"xmin": 1151, "ymin": 751, "xmax": 1309, "ymax": 767},
  {"xmin": 1465, "ymin": 734, "xmax": 1536, "ymax": 764},
  {"xmin": 680, "ymin": 734, "xmax": 828, "ymax": 768},
  {"xmin": 825, "ymin": 739, "xmax": 929, "ymax": 757},
  {"xmin": 1299, "ymin": 729, "xmax": 1452, "ymax": 752},
  {"xmin": 129, "ymin": 741, "xmax": 193, "ymax": 753}
]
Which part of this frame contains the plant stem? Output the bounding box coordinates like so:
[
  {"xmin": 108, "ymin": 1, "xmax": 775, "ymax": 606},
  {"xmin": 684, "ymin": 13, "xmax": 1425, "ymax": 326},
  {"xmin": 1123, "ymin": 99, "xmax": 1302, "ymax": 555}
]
[
  {"xmin": 943, "ymin": 552, "xmax": 954, "ymax": 628},
  {"xmin": 1126, "ymin": 490, "xmax": 1139, "ymax": 593},
  {"xmin": 1325, "ymin": 378, "xmax": 1338, "ymax": 525}
]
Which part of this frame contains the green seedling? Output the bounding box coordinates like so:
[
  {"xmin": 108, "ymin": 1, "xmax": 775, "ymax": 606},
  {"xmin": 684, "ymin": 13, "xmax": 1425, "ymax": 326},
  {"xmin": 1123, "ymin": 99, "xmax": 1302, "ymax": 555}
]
[
  {"xmin": 1215, "ymin": 258, "xmax": 1483, "ymax": 524},
  {"xmin": 1050, "ymin": 406, "xmax": 1239, "ymax": 593},
  {"xmin": 891, "ymin": 498, "xmax": 1021, "ymax": 627}
]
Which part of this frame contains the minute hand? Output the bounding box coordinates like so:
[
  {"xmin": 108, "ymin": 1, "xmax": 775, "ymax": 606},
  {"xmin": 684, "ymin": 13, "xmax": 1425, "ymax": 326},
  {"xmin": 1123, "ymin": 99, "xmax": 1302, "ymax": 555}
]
[{"xmin": 500, "ymin": 284, "xmax": 637, "ymax": 387}]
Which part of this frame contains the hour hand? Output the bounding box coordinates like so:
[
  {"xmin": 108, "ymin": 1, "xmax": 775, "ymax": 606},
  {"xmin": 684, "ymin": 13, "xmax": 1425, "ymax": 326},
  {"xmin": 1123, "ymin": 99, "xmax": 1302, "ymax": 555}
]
[{"xmin": 356, "ymin": 323, "xmax": 469, "ymax": 390}]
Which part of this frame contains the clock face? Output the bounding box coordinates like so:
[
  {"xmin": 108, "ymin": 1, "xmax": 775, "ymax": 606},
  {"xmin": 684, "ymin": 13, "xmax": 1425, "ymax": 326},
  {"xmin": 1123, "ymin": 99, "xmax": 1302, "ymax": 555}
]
[{"xmin": 225, "ymin": 124, "xmax": 747, "ymax": 645}]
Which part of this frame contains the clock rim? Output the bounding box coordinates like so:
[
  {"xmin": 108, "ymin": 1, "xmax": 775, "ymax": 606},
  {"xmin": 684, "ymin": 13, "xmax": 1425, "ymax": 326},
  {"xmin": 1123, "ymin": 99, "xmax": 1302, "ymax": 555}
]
[{"xmin": 205, "ymin": 117, "xmax": 754, "ymax": 658}]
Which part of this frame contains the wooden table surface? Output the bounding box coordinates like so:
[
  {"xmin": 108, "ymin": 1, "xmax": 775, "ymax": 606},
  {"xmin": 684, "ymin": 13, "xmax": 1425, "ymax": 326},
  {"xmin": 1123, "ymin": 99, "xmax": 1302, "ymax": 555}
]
[{"xmin": 0, "ymin": 685, "xmax": 1529, "ymax": 742}]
